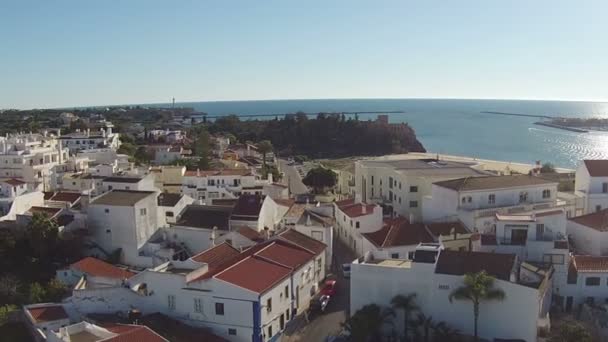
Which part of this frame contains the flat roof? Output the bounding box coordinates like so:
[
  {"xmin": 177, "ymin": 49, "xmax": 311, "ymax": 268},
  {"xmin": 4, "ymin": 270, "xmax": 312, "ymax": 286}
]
[
  {"xmin": 91, "ymin": 190, "xmax": 156, "ymax": 206},
  {"xmin": 434, "ymin": 175, "xmax": 557, "ymax": 192}
]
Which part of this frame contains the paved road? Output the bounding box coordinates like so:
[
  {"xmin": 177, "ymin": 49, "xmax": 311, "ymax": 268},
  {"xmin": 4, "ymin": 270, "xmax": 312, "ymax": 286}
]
[
  {"xmin": 283, "ymin": 238, "xmax": 356, "ymax": 341},
  {"xmin": 278, "ymin": 159, "xmax": 309, "ymax": 195}
]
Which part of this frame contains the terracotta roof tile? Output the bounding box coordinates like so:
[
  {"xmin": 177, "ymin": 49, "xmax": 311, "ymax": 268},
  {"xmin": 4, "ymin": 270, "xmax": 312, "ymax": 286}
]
[
  {"xmin": 435, "ymin": 250, "xmax": 515, "ymax": 281},
  {"xmin": 278, "ymin": 229, "xmax": 326, "ymax": 254},
  {"xmin": 104, "ymin": 325, "xmax": 168, "ymax": 342},
  {"xmin": 49, "ymin": 191, "xmax": 82, "ymax": 204},
  {"xmin": 191, "ymin": 242, "xmax": 240, "ymax": 268},
  {"xmin": 27, "ymin": 305, "xmax": 68, "ymax": 323},
  {"xmin": 184, "ymin": 169, "xmax": 253, "ymax": 177},
  {"xmin": 215, "ymin": 256, "xmax": 291, "ymax": 293},
  {"xmin": 256, "ymin": 242, "xmax": 315, "ymax": 269},
  {"xmin": 569, "ymin": 209, "xmax": 608, "ymax": 232},
  {"xmin": 2, "ymin": 178, "xmax": 26, "ymax": 186},
  {"xmin": 583, "ymin": 160, "xmax": 608, "ymax": 177},
  {"xmin": 362, "ymin": 217, "xmax": 434, "ymax": 247},
  {"xmin": 71, "ymin": 257, "xmax": 135, "ymax": 279},
  {"xmin": 573, "ymin": 255, "xmax": 608, "ymax": 273},
  {"xmin": 338, "ymin": 202, "xmax": 376, "ymax": 218},
  {"xmin": 236, "ymin": 226, "xmax": 263, "ymax": 242},
  {"xmin": 335, "ymin": 198, "xmax": 355, "ymax": 208},
  {"xmin": 434, "ymin": 175, "xmax": 556, "ymax": 192}
]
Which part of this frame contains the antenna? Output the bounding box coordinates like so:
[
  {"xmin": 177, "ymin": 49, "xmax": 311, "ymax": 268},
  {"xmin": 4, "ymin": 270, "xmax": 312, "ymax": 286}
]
[{"xmin": 172, "ymin": 97, "xmax": 175, "ymax": 109}]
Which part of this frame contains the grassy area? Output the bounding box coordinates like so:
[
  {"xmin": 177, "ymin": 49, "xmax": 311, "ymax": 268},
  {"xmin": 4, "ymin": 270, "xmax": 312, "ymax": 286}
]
[{"xmin": 0, "ymin": 322, "xmax": 34, "ymax": 342}]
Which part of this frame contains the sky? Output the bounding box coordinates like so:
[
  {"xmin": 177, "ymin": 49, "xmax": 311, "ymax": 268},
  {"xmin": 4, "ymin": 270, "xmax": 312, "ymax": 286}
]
[{"xmin": 1, "ymin": 1, "xmax": 607, "ymax": 109}]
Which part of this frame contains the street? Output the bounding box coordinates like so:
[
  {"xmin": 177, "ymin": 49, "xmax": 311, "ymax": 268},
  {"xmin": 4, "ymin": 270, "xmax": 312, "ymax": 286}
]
[
  {"xmin": 278, "ymin": 159, "xmax": 309, "ymax": 195},
  {"xmin": 282, "ymin": 238, "xmax": 356, "ymax": 341}
]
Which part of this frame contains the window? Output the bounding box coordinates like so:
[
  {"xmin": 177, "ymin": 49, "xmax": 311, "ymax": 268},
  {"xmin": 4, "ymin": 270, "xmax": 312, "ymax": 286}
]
[
  {"xmin": 409, "ymin": 201, "xmax": 418, "ymax": 208},
  {"xmin": 399, "ymin": 182, "xmax": 402, "ymax": 189},
  {"xmin": 215, "ymin": 302, "xmax": 225, "ymax": 315},
  {"xmin": 542, "ymin": 254, "xmax": 564, "ymax": 265},
  {"xmin": 542, "ymin": 189, "xmax": 551, "ymax": 199},
  {"xmin": 597, "ymin": 205, "xmax": 602, "ymax": 213},
  {"xmin": 461, "ymin": 197, "xmax": 466, "ymax": 204},
  {"xmin": 399, "ymin": 197, "xmax": 401, "ymax": 204},
  {"xmin": 355, "ymin": 221, "xmax": 360, "ymax": 229},
  {"xmin": 467, "ymin": 196, "xmax": 472, "ymax": 203},
  {"xmin": 168, "ymin": 295, "xmax": 176, "ymax": 310},
  {"xmin": 166, "ymin": 211, "xmax": 174, "ymax": 217},
  {"xmin": 488, "ymin": 194, "xmax": 495, "ymax": 205},
  {"xmin": 140, "ymin": 208, "xmax": 147, "ymax": 216},
  {"xmin": 350, "ymin": 220, "xmax": 353, "ymax": 227},
  {"xmin": 284, "ymin": 285, "xmax": 289, "ymax": 299},
  {"xmin": 267, "ymin": 298, "xmax": 272, "ymax": 312},
  {"xmin": 586, "ymin": 277, "xmax": 600, "ymax": 286},
  {"xmin": 391, "ymin": 253, "xmax": 399, "ymax": 259},
  {"xmin": 106, "ymin": 229, "xmax": 111, "ymax": 234},
  {"xmin": 280, "ymin": 313, "xmax": 285, "ymax": 330},
  {"xmin": 125, "ymin": 186, "xmax": 130, "ymax": 190},
  {"xmin": 108, "ymin": 185, "xmax": 113, "ymax": 190},
  {"xmin": 317, "ymin": 258, "xmax": 322, "ymax": 270},
  {"xmin": 286, "ymin": 308, "xmax": 290, "ymax": 320},
  {"xmin": 371, "ymin": 176, "xmax": 374, "ymax": 185},
  {"xmin": 519, "ymin": 191, "xmax": 528, "ymax": 203},
  {"xmin": 604, "ymin": 182, "xmax": 608, "ymax": 193},
  {"xmin": 228, "ymin": 328, "xmax": 237, "ymax": 336},
  {"xmin": 409, "ymin": 186, "xmax": 418, "ymax": 193},
  {"xmin": 408, "ymin": 251, "xmax": 415, "ymax": 260},
  {"xmin": 194, "ymin": 298, "xmax": 203, "ymax": 313},
  {"xmin": 268, "ymin": 326, "xmax": 273, "ymax": 338},
  {"xmin": 389, "ymin": 177, "xmax": 393, "ymax": 189},
  {"xmin": 104, "ymin": 208, "xmax": 110, "ymax": 214}
]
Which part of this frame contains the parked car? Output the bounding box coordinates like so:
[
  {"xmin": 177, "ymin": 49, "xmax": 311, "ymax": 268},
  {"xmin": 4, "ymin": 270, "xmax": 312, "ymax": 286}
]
[
  {"xmin": 320, "ymin": 279, "xmax": 337, "ymax": 296},
  {"xmin": 341, "ymin": 263, "xmax": 351, "ymax": 278}
]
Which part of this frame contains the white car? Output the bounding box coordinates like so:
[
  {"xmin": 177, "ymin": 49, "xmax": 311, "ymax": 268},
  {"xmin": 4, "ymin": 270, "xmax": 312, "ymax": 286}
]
[{"xmin": 341, "ymin": 263, "xmax": 351, "ymax": 278}]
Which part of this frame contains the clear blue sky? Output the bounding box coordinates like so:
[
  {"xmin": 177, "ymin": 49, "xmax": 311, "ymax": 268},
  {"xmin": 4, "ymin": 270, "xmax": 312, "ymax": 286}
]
[{"xmin": 1, "ymin": 1, "xmax": 607, "ymax": 109}]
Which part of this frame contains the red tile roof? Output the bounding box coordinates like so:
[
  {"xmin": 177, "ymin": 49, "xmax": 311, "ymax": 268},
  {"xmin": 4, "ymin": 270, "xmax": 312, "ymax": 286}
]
[
  {"xmin": 572, "ymin": 255, "xmax": 608, "ymax": 273},
  {"xmin": 27, "ymin": 305, "xmax": 68, "ymax": 323},
  {"xmin": 71, "ymin": 257, "xmax": 135, "ymax": 279},
  {"xmin": 2, "ymin": 178, "xmax": 26, "ymax": 186},
  {"xmin": 334, "ymin": 198, "xmax": 355, "ymax": 207},
  {"xmin": 191, "ymin": 242, "xmax": 240, "ymax": 267},
  {"xmin": 425, "ymin": 221, "xmax": 469, "ymax": 237},
  {"xmin": 49, "ymin": 191, "xmax": 82, "ymax": 204},
  {"xmin": 278, "ymin": 229, "xmax": 327, "ymax": 254},
  {"xmin": 569, "ymin": 209, "xmax": 608, "ymax": 232},
  {"xmin": 338, "ymin": 202, "xmax": 376, "ymax": 218},
  {"xmin": 236, "ymin": 226, "xmax": 264, "ymax": 242},
  {"xmin": 215, "ymin": 256, "xmax": 291, "ymax": 293},
  {"xmin": 104, "ymin": 324, "xmax": 168, "ymax": 342},
  {"xmin": 363, "ymin": 217, "xmax": 434, "ymax": 247},
  {"xmin": 28, "ymin": 206, "xmax": 62, "ymax": 217},
  {"xmin": 256, "ymin": 242, "xmax": 314, "ymax": 269},
  {"xmin": 583, "ymin": 160, "xmax": 608, "ymax": 177},
  {"xmin": 184, "ymin": 169, "xmax": 253, "ymax": 177},
  {"xmin": 435, "ymin": 250, "xmax": 516, "ymax": 281}
]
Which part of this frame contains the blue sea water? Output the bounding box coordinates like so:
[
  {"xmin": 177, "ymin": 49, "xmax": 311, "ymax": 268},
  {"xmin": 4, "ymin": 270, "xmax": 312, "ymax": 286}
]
[{"xmin": 164, "ymin": 99, "xmax": 608, "ymax": 168}]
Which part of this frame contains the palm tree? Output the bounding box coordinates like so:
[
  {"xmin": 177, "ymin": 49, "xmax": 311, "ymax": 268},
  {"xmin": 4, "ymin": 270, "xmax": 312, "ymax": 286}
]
[
  {"xmin": 449, "ymin": 271, "xmax": 505, "ymax": 342},
  {"xmin": 432, "ymin": 321, "xmax": 461, "ymax": 342},
  {"xmin": 409, "ymin": 313, "xmax": 435, "ymax": 342},
  {"xmin": 391, "ymin": 293, "xmax": 419, "ymax": 341},
  {"xmin": 342, "ymin": 304, "xmax": 395, "ymax": 342},
  {"xmin": 256, "ymin": 140, "xmax": 273, "ymax": 168}
]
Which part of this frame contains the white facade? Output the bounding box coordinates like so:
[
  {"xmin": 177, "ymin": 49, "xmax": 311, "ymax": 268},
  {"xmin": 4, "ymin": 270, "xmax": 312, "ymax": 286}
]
[
  {"xmin": 59, "ymin": 125, "xmax": 119, "ymax": 153},
  {"xmin": 182, "ymin": 170, "xmax": 265, "ymax": 203},
  {"xmin": 567, "ymin": 213, "xmax": 608, "ymax": 256},
  {"xmin": 575, "ymin": 161, "xmax": 608, "ymax": 214}
]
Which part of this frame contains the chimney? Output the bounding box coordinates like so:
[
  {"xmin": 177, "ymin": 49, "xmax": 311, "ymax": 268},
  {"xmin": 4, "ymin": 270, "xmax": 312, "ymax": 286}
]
[
  {"xmin": 355, "ymin": 193, "xmax": 362, "ymax": 203},
  {"xmin": 267, "ymin": 171, "xmax": 273, "ymax": 183},
  {"xmin": 306, "ymin": 214, "xmax": 311, "ymax": 226},
  {"xmin": 361, "ymin": 204, "xmax": 367, "ymax": 215},
  {"xmin": 409, "ymin": 213, "xmax": 414, "ymax": 223},
  {"xmin": 196, "ymin": 168, "xmax": 200, "ymax": 177}
]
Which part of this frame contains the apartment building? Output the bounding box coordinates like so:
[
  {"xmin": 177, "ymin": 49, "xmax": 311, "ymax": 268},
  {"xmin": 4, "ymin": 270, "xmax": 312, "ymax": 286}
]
[
  {"xmin": 181, "ymin": 169, "xmax": 259, "ymax": 202},
  {"xmin": 58, "ymin": 122, "xmax": 119, "ymax": 153},
  {"xmin": 355, "ymin": 158, "xmax": 486, "ymax": 221}
]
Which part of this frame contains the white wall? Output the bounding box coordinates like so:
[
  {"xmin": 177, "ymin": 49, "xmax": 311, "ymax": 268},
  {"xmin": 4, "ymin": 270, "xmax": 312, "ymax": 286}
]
[
  {"xmin": 567, "ymin": 220, "xmax": 608, "ymax": 256},
  {"xmin": 0, "ymin": 191, "xmax": 44, "ymax": 221}
]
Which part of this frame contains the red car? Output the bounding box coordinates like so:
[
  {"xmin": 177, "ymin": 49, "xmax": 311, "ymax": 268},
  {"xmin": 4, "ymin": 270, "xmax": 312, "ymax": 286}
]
[{"xmin": 320, "ymin": 280, "xmax": 337, "ymax": 296}]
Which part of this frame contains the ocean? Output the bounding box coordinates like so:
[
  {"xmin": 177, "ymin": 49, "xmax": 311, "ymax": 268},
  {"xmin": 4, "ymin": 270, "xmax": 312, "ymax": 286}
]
[{"xmin": 162, "ymin": 99, "xmax": 608, "ymax": 169}]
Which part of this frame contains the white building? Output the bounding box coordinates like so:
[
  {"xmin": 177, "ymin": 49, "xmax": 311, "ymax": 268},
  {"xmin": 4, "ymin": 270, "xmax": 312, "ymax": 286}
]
[
  {"xmin": 58, "ymin": 123, "xmax": 119, "ymax": 153},
  {"xmin": 56, "ymin": 256, "xmax": 135, "ymax": 289},
  {"xmin": 181, "ymin": 169, "xmax": 263, "ymax": 203},
  {"xmin": 355, "ymin": 158, "xmax": 487, "ymax": 220},
  {"xmin": 101, "ymin": 174, "xmax": 157, "ymax": 193},
  {"xmin": 0, "ymin": 133, "xmax": 69, "ymax": 188},
  {"xmin": 23, "ymin": 303, "xmax": 71, "ymax": 339},
  {"xmin": 154, "ymin": 146, "xmax": 192, "ymax": 165},
  {"xmin": 48, "ymin": 321, "xmax": 168, "ymax": 342},
  {"xmin": 558, "ymin": 255, "xmax": 608, "ymax": 311},
  {"xmin": 423, "ymin": 175, "xmax": 565, "ymax": 232},
  {"xmin": 157, "ymin": 192, "xmax": 194, "ymax": 225},
  {"xmin": 333, "ymin": 198, "xmax": 383, "ymax": 253},
  {"xmin": 567, "ymin": 209, "xmax": 608, "ymax": 255},
  {"xmin": 350, "ymin": 248, "xmax": 552, "ymax": 342},
  {"xmin": 66, "ymin": 234, "xmax": 327, "ymax": 342},
  {"xmin": 87, "ymin": 190, "xmax": 160, "ymax": 267},
  {"xmin": 575, "ymin": 160, "xmax": 608, "ymax": 214}
]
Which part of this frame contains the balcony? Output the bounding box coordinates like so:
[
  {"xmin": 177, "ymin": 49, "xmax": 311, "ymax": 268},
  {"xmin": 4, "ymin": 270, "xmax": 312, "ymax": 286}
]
[{"xmin": 461, "ymin": 200, "xmax": 567, "ymax": 219}]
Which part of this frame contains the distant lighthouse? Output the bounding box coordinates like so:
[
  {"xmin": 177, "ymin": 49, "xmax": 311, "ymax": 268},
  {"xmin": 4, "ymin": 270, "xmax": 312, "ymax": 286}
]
[{"xmin": 172, "ymin": 97, "xmax": 175, "ymax": 109}]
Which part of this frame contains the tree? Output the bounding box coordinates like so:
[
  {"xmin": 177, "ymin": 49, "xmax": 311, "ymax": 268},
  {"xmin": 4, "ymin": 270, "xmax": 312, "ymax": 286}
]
[
  {"xmin": 28, "ymin": 282, "xmax": 46, "ymax": 303},
  {"xmin": 391, "ymin": 293, "xmax": 419, "ymax": 342},
  {"xmin": 134, "ymin": 146, "xmax": 152, "ymax": 165},
  {"xmin": 409, "ymin": 313, "xmax": 437, "ymax": 342},
  {"xmin": 449, "ymin": 271, "xmax": 505, "ymax": 342},
  {"xmin": 256, "ymin": 140, "xmax": 273, "ymax": 168},
  {"xmin": 0, "ymin": 275, "xmax": 19, "ymax": 303},
  {"xmin": 432, "ymin": 322, "xmax": 461, "ymax": 342},
  {"xmin": 549, "ymin": 322, "xmax": 591, "ymax": 342},
  {"xmin": 302, "ymin": 167, "xmax": 337, "ymax": 194},
  {"xmin": 194, "ymin": 128, "xmax": 211, "ymax": 169},
  {"xmin": 540, "ymin": 162, "xmax": 556, "ymax": 173},
  {"xmin": 342, "ymin": 304, "xmax": 394, "ymax": 342},
  {"xmin": 27, "ymin": 213, "xmax": 59, "ymax": 260}
]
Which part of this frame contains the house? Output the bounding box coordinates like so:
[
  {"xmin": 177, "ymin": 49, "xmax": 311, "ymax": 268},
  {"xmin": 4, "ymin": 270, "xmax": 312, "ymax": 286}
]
[
  {"xmin": 157, "ymin": 192, "xmax": 194, "ymax": 225},
  {"xmin": 58, "ymin": 123, "xmax": 120, "ymax": 153},
  {"xmin": 558, "ymin": 255, "xmax": 608, "ymax": 310},
  {"xmin": 575, "ymin": 160, "xmax": 608, "ymax": 214},
  {"xmin": 87, "ymin": 190, "xmax": 160, "ymax": 267},
  {"xmin": 23, "ymin": 303, "xmax": 71, "ymax": 339},
  {"xmin": 355, "ymin": 158, "xmax": 487, "ymax": 220},
  {"xmin": 181, "ymin": 169, "xmax": 261, "ymax": 203},
  {"xmin": 350, "ymin": 248, "xmax": 552, "ymax": 342},
  {"xmin": 56, "ymin": 256, "xmax": 135, "ymax": 288},
  {"xmin": 150, "ymin": 165, "xmax": 186, "ymax": 193},
  {"xmin": 281, "ymin": 203, "xmax": 334, "ymax": 266},
  {"xmin": 567, "ymin": 208, "xmax": 608, "ymax": 255},
  {"xmin": 61, "ymin": 173, "xmax": 105, "ymax": 195},
  {"xmin": 230, "ymin": 195, "xmax": 291, "ymax": 233},
  {"xmin": 47, "ymin": 321, "xmax": 169, "ymax": 342},
  {"xmin": 360, "ymin": 216, "xmax": 435, "ymax": 259},
  {"xmin": 0, "ymin": 178, "xmax": 44, "ymax": 220},
  {"xmin": 101, "ymin": 174, "xmax": 157, "ymax": 193},
  {"xmin": 168, "ymin": 204, "xmax": 234, "ymax": 255},
  {"xmin": 334, "ymin": 198, "xmax": 383, "ymax": 253},
  {"xmin": 67, "ymin": 234, "xmax": 327, "ymax": 342},
  {"xmin": 423, "ymin": 175, "xmax": 566, "ymax": 232},
  {"xmin": 154, "ymin": 146, "xmax": 192, "ymax": 165}
]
